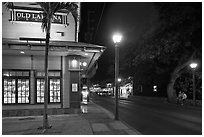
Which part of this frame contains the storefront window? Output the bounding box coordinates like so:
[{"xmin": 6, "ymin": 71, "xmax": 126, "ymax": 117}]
[
  {"xmin": 36, "ymin": 72, "xmax": 45, "ymax": 77},
  {"xmin": 36, "ymin": 70, "xmax": 61, "ymax": 103},
  {"xmin": 37, "ymin": 79, "xmax": 45, "ymax": 103},
  {"xmin": 49, "ymin": 72, "xmax": 61, "ymax": 77},
  {"xmin": 18, "ymin": 79, "xmax": 30, "ymax": 103},
  {"xmin": 50, "ymin": 79, "xmax": 60, "ymax": 102},
  {"xmin": 16, "ymin": 71, "xmax": 23, "ymax": 76},
  {"xmin": 3, "ymin": 70, "xmax": 30, "ymax": 104},
  {"xmin": 4, "ymin": 79, "xmax": 16, "ymax": 104}
]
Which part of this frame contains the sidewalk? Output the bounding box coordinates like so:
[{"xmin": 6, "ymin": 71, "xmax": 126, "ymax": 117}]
[{"xmin": 2, "ymin": 101, "xmax": 141, "ymax": 135}]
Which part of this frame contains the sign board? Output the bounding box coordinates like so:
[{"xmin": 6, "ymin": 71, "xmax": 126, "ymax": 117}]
[
  {"xmin": 72, "ymin": 83, "xmax": 78, "ymax": 92},
  {"xmin": 10, "ymin": 10, "xmax": 69, "ymax": 25}
]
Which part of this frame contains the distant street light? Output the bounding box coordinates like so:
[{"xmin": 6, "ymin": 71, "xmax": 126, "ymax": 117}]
[
  {"xmin": 118, "ymin": 78, "xmax": 122, "ymax": 82},
  {"xmin": 113, "ymin": 33, "xmax": 122, "ymax": 120},
  {"xmin": 190, "ymin": 62, "xmax": 198, "ymax": 106}
]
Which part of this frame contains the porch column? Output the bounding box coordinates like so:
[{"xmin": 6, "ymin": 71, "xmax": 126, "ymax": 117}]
[{"xmin": 62, "ymin": 56, "xmax": 70, "ymax": 108}]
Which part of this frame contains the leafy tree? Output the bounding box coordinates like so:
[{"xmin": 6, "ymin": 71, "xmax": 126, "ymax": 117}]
[
  {"xmin": 174, "ymin": 65, "xmax": 202, "ymax": 100},
  {"xmin": 121, "ymin": 2, "xmax": 202, "ymax": 102}
]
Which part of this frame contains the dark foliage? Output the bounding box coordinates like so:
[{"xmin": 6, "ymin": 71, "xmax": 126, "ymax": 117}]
[{"xmin": 121, "ymin": 2, "xmax": 202, "ymax": 96}]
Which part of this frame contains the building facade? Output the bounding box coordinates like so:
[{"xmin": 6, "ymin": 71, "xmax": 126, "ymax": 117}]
[{"xmin": 2, "ymin": 2, "xmax": 105, "ymax": 114}]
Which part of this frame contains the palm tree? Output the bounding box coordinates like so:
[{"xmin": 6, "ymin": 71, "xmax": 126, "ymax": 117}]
[
  {"xmin": 4, "ymin": 2, "xmax": 78, "ymax": 129},
  {"xmin": 37, "ymin": 2, "xmax": 78, "ymax": 129}
]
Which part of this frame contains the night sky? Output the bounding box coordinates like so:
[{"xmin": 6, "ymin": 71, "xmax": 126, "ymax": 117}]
[{"xmin": 79, "ymin": 2, "xmax": 159, "ymax": 84}]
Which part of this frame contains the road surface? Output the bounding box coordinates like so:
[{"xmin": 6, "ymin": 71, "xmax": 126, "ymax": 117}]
[{"xmin": 91, "ymin": 95, "xmax": 202, "ymax": 135}]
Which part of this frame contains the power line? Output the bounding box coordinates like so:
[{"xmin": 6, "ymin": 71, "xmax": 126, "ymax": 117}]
[{"xmin": 93, "ymin": 3, "xmax": 106, "ymax": 43}]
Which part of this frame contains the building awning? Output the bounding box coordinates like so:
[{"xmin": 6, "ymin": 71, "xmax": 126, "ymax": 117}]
[{"xmin": 2, "ymin": 38, "xmax": 106, "ymax": 78}]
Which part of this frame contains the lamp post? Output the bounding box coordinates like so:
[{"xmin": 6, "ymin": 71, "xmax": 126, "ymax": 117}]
[
  {"xmin": 190, "ymin": 62, "xmax": 198, "ymax": 106},
  {"xmin": 113, "ymin": 33, "xmax": 122, "ymax": 120}
]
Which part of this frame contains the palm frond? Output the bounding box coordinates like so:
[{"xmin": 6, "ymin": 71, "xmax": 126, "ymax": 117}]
[
  {"xmin": 36, "ymin": 2, "xmax": 79, "ymax": 32},
  {"xmin": 63, "ymin": 2, "xmax": 79, "ymax": 22},
  {"xmin": 3, "ymin": 2, "xmax": 14, "ymax": 10},
  {"xmin": 37, "ymin": 2, "xmax": 51, "ymax": 33},
  {"xmin": 41, "ymin": 12, "xmax": 49, "ymax": 32},
  {"xmin": 51, "ymin": 2, "xmax": 79, "ymax": 22},
  {"xmin": 50, "ymin": 2, "xmax": 61, "ymax": 14},
  {"xmin": 36, "ymin": 2, "xmax": 49, "ymax": 14}
]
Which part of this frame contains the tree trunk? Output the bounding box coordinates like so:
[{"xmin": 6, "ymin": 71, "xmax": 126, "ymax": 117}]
[
  {"xmin": 43, "ymin": 4, "xmax": 51, "ymax": 129},
  {"xmin": 166, "ymin": 59, "xmax": 193, "ymax": 103},
  {"xmin": 43, "ymin": 32, "xmax": 50, "ymax": 129},
  {"xmin": 167, "ymin": 73, "xmax": 179, "ymax": 103}
]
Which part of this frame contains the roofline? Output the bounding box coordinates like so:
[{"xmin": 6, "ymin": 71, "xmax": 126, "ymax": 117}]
[{"xmin": 2, "ymin": 38, "xmax": 106, "ymax": 50}]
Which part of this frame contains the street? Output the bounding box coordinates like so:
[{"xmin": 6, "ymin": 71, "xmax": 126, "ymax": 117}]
[{"xmin": 91, "ymin": 95, "xmax": 202, "ymax": 135}]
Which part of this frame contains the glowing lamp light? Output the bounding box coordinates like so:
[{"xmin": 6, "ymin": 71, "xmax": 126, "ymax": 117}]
[
  {"xmin": 113, "ymin": 33, "xmax": 122, "ymax": 44},
  {"xmin": 190, "ymin": 63, "xmax": 198, "ymax": 69},
  {"xmin": 20, "ymin": 51, "xmax": 25, "ymax": 54},
  {"xmin": 118, "ymin": 78, "xmax": 122, "ymax": 82},
  {"xmin": 153, "ymin": 85, "xmax": 157, "ymax": 92},
  {"xmin": 71, "ymin": 58, "xmax": 78, "ymax": 68},
  {"xmin": 82, "ymin": 62, "xmax": 87, "ymax": 67}
]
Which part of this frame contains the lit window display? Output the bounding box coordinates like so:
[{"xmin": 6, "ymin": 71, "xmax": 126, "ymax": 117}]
[
  {"xmin": 37, "ymin": 79, "xmax": 45, "ymax": 103},
  {"xmin": 3, "ymin": 70, "xmax": 30, "ymax": 104},
  {"xmin": 4, "ymin": 79, "xmax": 16, "ymax": 104},
  {"xmin": 18, "ymin": 79, "xmax": 29, "ymax": 103},
  {"xmin": 36, "ymin": 71, "xmax": 61, "ymax": 103},
  {"xmin": 49, "ymin": 79, "xmax": 60, "ymax": 102}
]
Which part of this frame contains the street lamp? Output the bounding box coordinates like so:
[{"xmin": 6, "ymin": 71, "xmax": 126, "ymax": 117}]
[
  {"xmin": 113, "ymin": 33, "xmax": 122, "ymax": 120},
  {"xmin": 190, "ymin": 62, "xmax": 198, "ymax": 106}
]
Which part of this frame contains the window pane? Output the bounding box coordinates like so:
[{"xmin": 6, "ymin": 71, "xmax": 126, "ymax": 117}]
[
  {"xmin": 16, "ymin": 71, "xmax": 23, "ymax": 76},
  {"xmin": 54, "ymin": 72, "xmax": 61, "ymax": 77},
  {"xmin": 17, "ymin": 79, "xmax": 29, "ymax": 104},
  {"xmin": 49, "ymin": 72, "xmax": 55, "ymax": 76},
  {"xmin": 36, "ymin": 72, "xmax": 45, "ymax": 77},
  {"xmin": 36, "ymin": 71, "xmax": 61, "ymax": 77},
  {"xmin": 3, "ymin": 71, "xmax": 30, "ymax": 104},
  {"xmin": 4, "ymin": 98, "xmax": 7, "ymax": 103},
  {"xmin": 23, "ymin": 71, "xmax": 29, "ymax": 76},
  {"xmin": 50, "ymin": 96, "xmax": 54, "ymax": 102},
  {"xmin": 4, "ymin": 79, "xmax": 16, "ymax": 104},
  {"xmin": 10, "ymin": 71, "xmax": 16, "ymax": 76},
  {"xmin": 3, "ymin": 71, "xmax": 9, "ymax": 77},
  {"xmin": 26, "ymin": 97, "xmax": 29, "ymax": 103},
  {"xmin": 11, "ymin": 98, "xmax": 15, "ymax": 103},
  {"xmin": 4, "ymin": 79, "xmax": 7, "ymax": 86},
  {"xmin": 37, "ymin": 97, "xmax": 40, "ymax": 103},
  {"xmin": 49, "ymin": 79, "xmax": 60, "ymax": 103},
  {"xmin": 3, "ymin": 70, "xmax": 30, "ymax": 77},
  {"xmin": 7, "ymin": 99, "xmax": 11, "ymax": 103},
  {"xmin": 37, "ymin": 79, "xmax": 45, "ymax": 103},
  {"xmin": 18, "ymin": 98, "xmax": 22, "ymax": 103}
]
